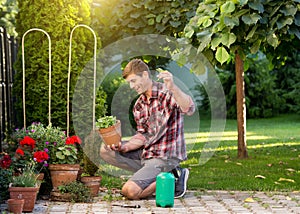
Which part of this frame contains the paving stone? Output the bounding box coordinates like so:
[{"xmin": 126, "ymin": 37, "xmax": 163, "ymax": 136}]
[{"xmin": 2, "ymin": 190, "xmax": 300, "ymax": 214}]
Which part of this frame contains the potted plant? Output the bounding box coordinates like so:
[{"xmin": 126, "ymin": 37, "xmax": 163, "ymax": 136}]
[
  {"xmin": 8, "ymin": 122, "xmax": 82, "ymax": 195},
  {"xmin": 47, "ymin": 135, "xmax": 82, "ymax": 192},
  {"xmin": 80, "ymin": 154, "xmax": 102, "ymax": 196},
  {"xmin": 8, "ymin": 164, "xmax": 40, "ymax": 212},
  {"xmin": 96, "ymin": 116, "xmax": 121, "ymax": 146}
]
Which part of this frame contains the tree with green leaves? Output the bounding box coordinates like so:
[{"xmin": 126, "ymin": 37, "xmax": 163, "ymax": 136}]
[
  {"xmin": 0, "ymin": 0, "xmax": 18, "ymax": 36},
  {"xmin": 91, "ymin": 0, "xmax": 200, "ymax": 47},
  {"xmin": 183, "ymin": 0, "xmax": 300, "ymax": 158},
  {"xmin": 13, "ymin": 0, "xmax": 103, "ymax": 131}
]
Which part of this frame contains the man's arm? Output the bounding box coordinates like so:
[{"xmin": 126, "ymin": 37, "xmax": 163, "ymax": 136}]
[
  {"xmin": 157, "ymin": 70, "xmax": 194, "ymax": 113},
  {"xmin": 107, "ymin": 134, "xmax": 145, "ymax": 153}
]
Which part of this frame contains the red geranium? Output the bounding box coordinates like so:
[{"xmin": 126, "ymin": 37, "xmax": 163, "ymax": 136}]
[
  {"xmin": 33, "ymin": 151, "xmax": 49, "ymax": 163},
  {"xmin": 16, "ymin": 148, "xmax": 25, "ymax": 156},
  {"xmin": 20, "ymin": 136, "xmax": 36, "ymax": 149},
  {"xmin": 66, "ymin": 135, "xmax": 82, "ymax": 145},
  {"xmin": 0, "ymin": 154, "xmax": 12, "ymax": 169}
]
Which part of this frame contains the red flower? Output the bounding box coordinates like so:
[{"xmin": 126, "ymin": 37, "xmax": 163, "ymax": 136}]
[
  {"xmin": 20, "ymin": 136, "xmax": 36, "ymax": 149},
  {"xmin": 33, "ymin": 151, "xmax": 49, "ymax": 163},
  {"xmin": 0, "ymin": 155, "xmax": 12, "ymax": 169},
  {"xmin": 16, "ymin": 148, "xmax": 25, "ymax": 156},
  {"xmin": 66, "ymin": 136, "xmax": 82, "ymax": 145}
]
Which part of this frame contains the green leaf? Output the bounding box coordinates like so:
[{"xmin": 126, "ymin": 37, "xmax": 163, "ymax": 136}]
[
  {"xmin": 211, "ymin": 36, "xmax": 222, "ymax": 50},
  {"xmin": 148, "ymin": 18, "xmax": 155, "ymax": 25},
  {"xmin": 276, "ymin": 17, "xmax": 293, "ymax": 29},
  {"xmin": 196, "ymin": 31, "xmax": 213, "ymax": 52},
  {"xmin": 221, "ymin": 33, "xmax": 236, "ymax": 48},
  {"xmin": 216, "ymin": 46, "xmax": 230, "ymax": 65},
  {"xmin": 203, "ymin": 19, "xmax": 213, "ymax": 28},
  {"xmin": 280, "ymin": 4, "xmax": 297, "ymax": 16},
  {"xmin": 56, "ymin": 151, "xmax": 64, "ymax": 159},
  {"xmin": 234, "ymin": 9, "xmax": 249, "ymax": 18},
  {"xmin": 246, "ymin": 25, "xmax": 258, "ymax": 40},
  {"xmin": 224, "ymin": 16, "xmax": 239, "ymax": 28},
  {"xmin": 213, "ymin": 21, "xmax": 226, "ymax": 32},
  {"xmin": 156, "ymin": 14, "xmax": 164, "ymax": 23},
  {"xmin": 170, "ymin": 21, "xmax": 181, "ymax": 28},
  {"xmin": 63, "ymin": 149, "xmax": 71, "ymax": 156},
  {"xmin": 288, "ymin": 27, "xmax": 300, "ymax": 39},
  {"xmin": 185, "ymin": 29, "xmax": 195, "ymax": 39},
  {"xmin": 145, "ymin": 14, "xmax": 156, "ymax": 18},
  {"xmin": 248, "ymin": 0, "xmax": 264, "ymax": 13},
  {"xmin": 220, "ymin": 1, "xmax": 235, "ymax": 14},
  {"xmin": 239, "ymin": 0, "xmax": 248, "ymax": 6},
  {"xmin": 250, "ymin": 39, "xmax": 261, "ymax": 54},
  {"xmin": 197, "ymin": 16, "xmax": 212, "ymax": 27},
  {"xmin": 270, "ymin": 14, "xmax": 281, "ymax": 29},
  {"xmin": 267, "ymin": 32, "xmax": 279, "ymax": 48},
  {"xmin": 242, "ymin": 13, "xmax": 261, "ymax": 25}
]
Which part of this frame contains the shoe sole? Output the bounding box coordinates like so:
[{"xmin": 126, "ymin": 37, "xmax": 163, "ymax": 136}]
[{"xmin": 174, "ymin": 168, "xmax": 189, "ymax": 198}]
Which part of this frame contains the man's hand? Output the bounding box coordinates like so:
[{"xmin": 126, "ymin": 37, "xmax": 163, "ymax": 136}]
[
  {"xmin": 104, "ymin": 142, "xmax": 128, "ymax": 153},
  {"xmin": 157, "ymin": 69, "xmax": 175, "ymax": 91},
  {"xmin": 157, "ymin": 68, "xmax": 195, "ymax": 114}
]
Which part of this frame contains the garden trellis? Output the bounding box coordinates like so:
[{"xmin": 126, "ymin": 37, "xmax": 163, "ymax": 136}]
[
  {"xmin": 21, "ymin": 28, "xmax": 52, "ymax": 128},
  {"xmin": 21, "ymin": 25, "xmax": 97, "ymax": 137}
]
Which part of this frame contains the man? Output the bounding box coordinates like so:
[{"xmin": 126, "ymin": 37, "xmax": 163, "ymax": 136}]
[{"xmin": 100, "ymin": 59, "xmax": 195, "ymax": 200}]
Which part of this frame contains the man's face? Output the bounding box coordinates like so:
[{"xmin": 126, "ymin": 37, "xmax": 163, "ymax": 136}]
[{"xmin": 125, "ymin": 71, "xmax": 149, "ymax": 94}]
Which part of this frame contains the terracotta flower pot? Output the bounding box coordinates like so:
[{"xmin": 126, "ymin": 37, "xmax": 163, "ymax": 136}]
[
  {"xmin": 36, "ymin": 173, "xmax": 44, "ymax": 181},
  {"xmin": 7, "ymin": 198, "xmax": 24, "ymax": 214},
  {"xmin": 49, "ymin": 164, "xmax": 80, "ymax": 191},
  {"xmin": 9, "ymin": 186, "xmax": 39, "ymax": 212},
  {"xmin": 98, "ymin": 120, "xmax": 121, "ymax": 146},
  {"xmin": 80, "ymin": 176, "xmax": 102, "ymax": 196}
]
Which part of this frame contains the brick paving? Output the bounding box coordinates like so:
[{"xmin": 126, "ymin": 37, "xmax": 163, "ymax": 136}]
[{"xmin": 1, "ymin": 190, "xmax": 300, "ymax": 213}]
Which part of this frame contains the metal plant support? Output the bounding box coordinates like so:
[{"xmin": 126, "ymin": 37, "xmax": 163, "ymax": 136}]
[
  {"xmin": 21, "ymin": 28, "xmax": 52, "ymax": 128},
  {"xmin": 67, "ymin": 24, "xmax": 97, "ymax": 137}
]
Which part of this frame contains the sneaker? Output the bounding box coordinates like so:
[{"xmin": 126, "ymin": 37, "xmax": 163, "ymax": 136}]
[{"xmin": 173, "ymin": 167, "xmax": 189, "ymax": 198}]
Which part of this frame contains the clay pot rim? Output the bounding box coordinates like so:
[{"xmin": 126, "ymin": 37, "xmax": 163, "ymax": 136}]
[
  {"xmin": 7, "ymin": 198, "xmax": 25, "ymax": 203},
  {"xmin": 98, "ymin": 120, "xmax": 121, "ymax": 133},
  {"xmin": 80, "ymin": 175, "xmax": 102, "ymax": 182},
  {"xmin": 48, "ymin": 164, "xmax": 80, "ymax": 171}
]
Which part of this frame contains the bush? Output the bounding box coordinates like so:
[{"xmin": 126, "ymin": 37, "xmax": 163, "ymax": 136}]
[{"xmin": 13, "ymin": 0, "xmax": 101, "ymax": 130}]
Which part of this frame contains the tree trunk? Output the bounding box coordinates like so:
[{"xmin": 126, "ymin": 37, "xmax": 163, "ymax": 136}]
[{"xmin": 235, "ymin": 52, "xmax": 248, "ymax": 158}]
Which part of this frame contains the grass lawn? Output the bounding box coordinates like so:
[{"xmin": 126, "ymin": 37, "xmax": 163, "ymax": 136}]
[
  {"xmin": 101, "ymin": 114, "xmax": 300, "ymax": 192},
  {"xmin": 182, "ymin": 114, "xmax": 300, "ymax": 192}
]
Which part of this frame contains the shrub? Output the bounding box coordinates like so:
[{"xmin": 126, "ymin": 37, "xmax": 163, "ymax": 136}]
[{"xmin": 13, "ymin": 0, "xmax": 101, "ymax": 130}]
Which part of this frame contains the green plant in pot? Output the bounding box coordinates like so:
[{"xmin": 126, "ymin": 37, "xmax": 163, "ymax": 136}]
[
  {"xmin": 9, "ymin": 164, "xmax": 40, "ymax": 212},
  {"xmin": 96, "ymin": 116, "xmax": 121, "ymax": 146}
]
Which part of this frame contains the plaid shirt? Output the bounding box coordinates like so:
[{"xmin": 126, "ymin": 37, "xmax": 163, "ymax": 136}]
[{"xmin": 131, "ymin": 81, "xmax": 195, "ymax": 161}]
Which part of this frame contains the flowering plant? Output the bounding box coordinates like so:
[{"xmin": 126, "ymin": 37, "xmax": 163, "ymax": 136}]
[
  {"xmin": 9, "ymin": 122, "xmax": 82, "ymax": 167},
  {"xmin": 0, "ymin": 153, "xmax": 13, "ymax": 201}
]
